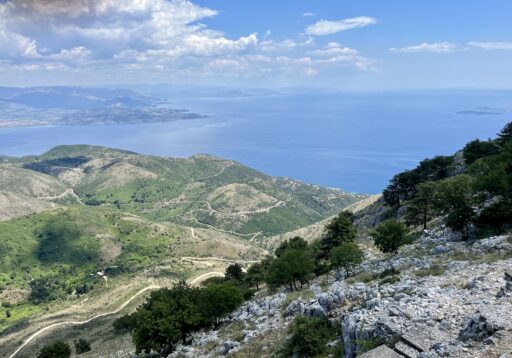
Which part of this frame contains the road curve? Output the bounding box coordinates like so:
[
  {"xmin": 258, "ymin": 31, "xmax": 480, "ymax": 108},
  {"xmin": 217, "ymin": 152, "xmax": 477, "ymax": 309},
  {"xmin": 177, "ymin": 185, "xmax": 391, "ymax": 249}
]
[{"xmin": 8, "ymin": 270, "xmax": 227, "ymax": 358}]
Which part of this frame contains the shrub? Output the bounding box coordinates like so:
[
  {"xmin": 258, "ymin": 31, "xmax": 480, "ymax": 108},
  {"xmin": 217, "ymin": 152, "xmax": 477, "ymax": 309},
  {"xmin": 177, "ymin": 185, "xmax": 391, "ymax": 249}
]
[
  {"xmin": 37, "ymin": 341, "xmax": 71, "ymax": 358},
  {"xmin": 280, "ymin": 316, "xmax": 333, "ymax": 357},
  {"xmin": 329, "ymin": 241, "xmax": 364, "ymax": 276},
  {"xmin": 74, "ymin": 338, "xmax": 91, "ymax": 354},
  {"xmin": 463, "ymin": 139, "xmax": 499, "ymax": 165},
  {"xmin": 199, "ymin": 283, "xmax": 244, "ymax": 328},
  {"xmin": 372, "ymin": 220, "xmax": 410, "ymax": 253},
  {"xmin": 446, "ymin": 206, "xmax": 476, "ymax": 240},
  {"xmin": 476, "ymin": 201, "xmax": 512, "ymax": 235}
]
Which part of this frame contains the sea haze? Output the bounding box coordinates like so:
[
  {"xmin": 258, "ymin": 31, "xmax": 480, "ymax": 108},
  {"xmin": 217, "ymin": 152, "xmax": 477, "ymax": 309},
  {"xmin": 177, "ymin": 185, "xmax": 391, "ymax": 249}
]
[{"xmin": 0, "ymin": 89, "xmax": 510, "ymax": 194}]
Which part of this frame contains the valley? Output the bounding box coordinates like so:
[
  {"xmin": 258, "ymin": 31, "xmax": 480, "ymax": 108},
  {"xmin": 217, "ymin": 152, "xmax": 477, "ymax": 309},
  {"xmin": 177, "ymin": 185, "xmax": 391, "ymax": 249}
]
[{"xmin": 0, "ymin": 145, "xmax": 364, "ymax": 357}]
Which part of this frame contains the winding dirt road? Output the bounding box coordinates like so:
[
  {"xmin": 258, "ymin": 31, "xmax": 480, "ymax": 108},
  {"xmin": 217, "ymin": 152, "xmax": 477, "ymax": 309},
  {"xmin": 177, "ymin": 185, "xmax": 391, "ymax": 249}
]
[{"xmin": 7, "ymin": 270, "xmax": 227, "ymax": 358}]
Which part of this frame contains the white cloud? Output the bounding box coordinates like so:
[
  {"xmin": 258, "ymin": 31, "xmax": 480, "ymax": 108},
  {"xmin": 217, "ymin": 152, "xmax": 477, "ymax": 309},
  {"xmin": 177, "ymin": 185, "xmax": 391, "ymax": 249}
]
[
  {"xmin": 49, "ymin": 46, "xmax": 91, "ymax": 60},
  {"xmin": 0, "ymin": 0, "xmax": 376, "ymax": 83},
  {"xmin": 389, "ymin": 42, "xmax": 459, "ymax": 53},
  {"xmin": 311, "ymin": 42, "xmax": 358, "ymax": 56},
  {"xmin": 468, "ymin": 41, "xmax": 512, "ymax": 50},
  {"xmin": 305, "ymin": 16, "xmax": 377, "ymax": 36},
  {"xmin": 302, "ymin": 12, "xmax": 315, "ymax": 18}
]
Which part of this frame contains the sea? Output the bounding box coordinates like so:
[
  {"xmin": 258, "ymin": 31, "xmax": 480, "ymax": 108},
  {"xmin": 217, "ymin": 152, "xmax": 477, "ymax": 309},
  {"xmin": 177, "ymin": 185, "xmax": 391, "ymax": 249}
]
[{"xmin": 0, "ymin": 90, "xmax": 510, "ymax": 194}]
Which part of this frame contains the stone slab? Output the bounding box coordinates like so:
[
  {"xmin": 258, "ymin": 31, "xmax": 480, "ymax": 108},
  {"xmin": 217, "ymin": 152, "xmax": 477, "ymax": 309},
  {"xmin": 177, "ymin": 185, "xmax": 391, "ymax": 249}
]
[
  {"xmin": 394, "ymin": 341, "xmax": 418, "ymax": 358},
  {"xmin": 402, "ymin": 328, "xmax": 430, "ymax": 352},
  {"xmin": 504, "ymin": 270, "xmax": 512, "ymax": 281},
  {"xmin": 359, "ymin": 345, "xmax": 403, "ymax": 358}
]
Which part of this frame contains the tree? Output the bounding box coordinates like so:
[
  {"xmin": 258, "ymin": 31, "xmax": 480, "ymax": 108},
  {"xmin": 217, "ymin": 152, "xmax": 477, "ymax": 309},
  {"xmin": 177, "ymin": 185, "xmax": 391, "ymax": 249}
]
[
  {"xmin": 497, "ymin": 121, "xmax": 512, "ymax": 147},
  {"xmin": 329, "ymin": 241, "xmax": 364, "ymax": 276},
  {"xmin": 476, "ymin": 201, "xmax": 512, "ymax": 235},
  {"xmin": 383, "ymin": 156, "xmax": 453, "ymax": 207},
  {"xmin": 405, "ymin": 181, "xmax": 437, "ymax": 229},
  {"xmin": 280, "ymin": 317, "xmax": 333, "ymax": 357},
  {"xmin": 225, "ymin": 263, "xmax": 245, "ymax": 281},
  {"xmin": 266, "ymin": 245, "xmax": 315, "ymax": 291},
  {"xmin": 318, "ymin": 212, "xmax": 356, "ymax": 259},
  {"xmin": 74, "ymin": 338, "xmax": 91, "ymax": 354},
  {"xmin": 434, "ymin": 175, "xmax": 476, "ymax": 239},
  {"xmin": 199, "ymin": 283, "xmax": 244, "ymax": 328},
  {"xmin": 37, "ymin": 341, "xmax": 71, "ymax": 358},
  {"xmin": 372, "ymin": 220, "xmax": 410, "ymax": 254},
  {"xmin": 434, "ymin": 175, "xmax": 474, "ymax": 212},
  {"xmin": 5, "ymin": 310, "xmax": 11, "ymax": 318},
  {"xmin": 275, "ymin": 236, "xmax": 308, "ymax": 257},
  {"xmin": 245, "ymin": 263, "xmax": 265, "ymax": 290},
  {"xmin": 126, "ymin": 281, "xmax": 203, "ymax": 354},
  {"xmin": 447, "ymin": 206, "xmax": 475, "ymax": 240},
  {"xmin": 473, "ymin": 141, "xmax": 512, "ymax": 199},
  {"xmin": 463, "ymin": 139, "xmax": 499, "ymax": 165}
]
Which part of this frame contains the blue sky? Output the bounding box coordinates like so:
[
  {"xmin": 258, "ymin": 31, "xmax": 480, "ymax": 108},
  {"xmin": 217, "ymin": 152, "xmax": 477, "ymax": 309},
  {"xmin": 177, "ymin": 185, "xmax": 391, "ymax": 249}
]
[{"xmin": 0, "ymin": 0, "xmax": 511, "ymax": 89}]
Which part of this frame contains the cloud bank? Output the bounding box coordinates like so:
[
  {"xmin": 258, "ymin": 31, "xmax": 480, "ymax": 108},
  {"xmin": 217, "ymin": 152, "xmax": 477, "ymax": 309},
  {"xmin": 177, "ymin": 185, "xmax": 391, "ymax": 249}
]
[{"xmin": 0, "ymin": 0, "xmax": 376, "ymax": 84}]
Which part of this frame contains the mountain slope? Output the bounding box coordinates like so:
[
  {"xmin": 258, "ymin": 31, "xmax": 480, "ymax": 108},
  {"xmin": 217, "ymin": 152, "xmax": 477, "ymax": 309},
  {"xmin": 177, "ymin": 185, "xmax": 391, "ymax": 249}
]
[{"xmin": 10, "ymin": 145, "xmax": 365, "ymax": 237}]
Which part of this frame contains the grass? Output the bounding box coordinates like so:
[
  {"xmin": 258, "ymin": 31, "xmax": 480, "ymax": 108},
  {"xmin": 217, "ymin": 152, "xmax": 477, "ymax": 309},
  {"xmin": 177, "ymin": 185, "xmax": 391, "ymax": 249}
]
[
  {"xmin": 0, "ymin": 303, "xmax": 41, "ymax": 333},
  {"xmin": 280, "ymin": 289, "xmax": 316, "ymax": 309},
  {"xmin": 414, "ymin": 263, "xmax": 445, "ymax": 277}
]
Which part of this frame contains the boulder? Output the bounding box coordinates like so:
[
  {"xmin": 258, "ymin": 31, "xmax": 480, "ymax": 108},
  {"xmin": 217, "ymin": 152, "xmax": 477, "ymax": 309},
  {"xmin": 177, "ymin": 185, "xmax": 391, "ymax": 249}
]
[{"xmin": 458, "ymin": 314, "xmax": 503, "ymax": 342}]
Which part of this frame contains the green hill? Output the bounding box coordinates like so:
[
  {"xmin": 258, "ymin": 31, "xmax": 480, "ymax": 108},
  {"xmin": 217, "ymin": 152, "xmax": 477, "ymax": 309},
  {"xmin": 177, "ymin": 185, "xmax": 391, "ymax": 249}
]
[{"xmin": 9, "ymin": 145, "xmax": 365, "ymax": 237}]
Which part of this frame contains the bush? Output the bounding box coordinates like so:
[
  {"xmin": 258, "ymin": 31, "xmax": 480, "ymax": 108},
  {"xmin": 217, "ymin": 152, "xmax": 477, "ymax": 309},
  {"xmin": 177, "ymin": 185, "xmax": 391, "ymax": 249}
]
[
  {"xmin": 37, "ymin": 341, "xmax": 71, "ymax": 358},
  {"xmin": 199, "ymin": 283, "xmax": 244, "ymax": 328},
  {"xmin": 280, "ymin": 316, "xmax": 333, "ymax": 357},
  {"xmin": 329, "ymin": 241, "xmax": 364, "ymax": 276},
  {"xmin": 476, "ymin": 201, "xmax": 512, "ymax": 235},
  {"xmin": 74, "ymin": 338, "xmax": 91, "ymax": 354},
  {"xmin": 372, "ymin": 220, "xmax": 410, "ymax": 253},
  {"xmin": 446, "ymin": 206, "xmax": 476, "ymax": 240},
  {"xmin": 463, "ymin": 139, "xmax": 499, "ymax": 165}
]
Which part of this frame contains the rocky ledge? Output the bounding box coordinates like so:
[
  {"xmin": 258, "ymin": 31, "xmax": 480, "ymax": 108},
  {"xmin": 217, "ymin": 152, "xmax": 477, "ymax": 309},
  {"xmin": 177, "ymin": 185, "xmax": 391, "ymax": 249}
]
[{"xmin": 167, "ymin": 230, "xmax": 512, "ymax": 358}]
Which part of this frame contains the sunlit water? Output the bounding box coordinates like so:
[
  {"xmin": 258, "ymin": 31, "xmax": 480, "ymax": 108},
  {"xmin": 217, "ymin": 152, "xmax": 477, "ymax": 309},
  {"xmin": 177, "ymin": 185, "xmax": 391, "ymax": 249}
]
[{"xmin": 1, "ymin": 90, "xmax": 510, "ymax": 193}]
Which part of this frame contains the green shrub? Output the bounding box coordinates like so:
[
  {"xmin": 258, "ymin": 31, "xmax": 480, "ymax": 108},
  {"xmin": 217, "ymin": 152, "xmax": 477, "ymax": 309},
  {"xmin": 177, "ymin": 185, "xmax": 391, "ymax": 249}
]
[
  {"xmin": 463, "ymin": 139, "xmax": 499, "ymax": 165},
  {"xmin": 37, "ymin": 341, "xmax": 71, "ymax": 358},
  {"xmin": 372, "ymin": 220, "xmax": 410, "ymax": 253},
  {"xmin": 476, "ymin": 201, "xmax": 512, "ymax": 235},
  {"xmin": 74, "ymin": 338, "xmax": 91, "ymax": 354},
  {"xmin": 330, "ymin": 241, "xmax": 364, "ymax": 276},
  {"xmin": 279, "ymin": 316, "xmax": 333, "ymax": 357}
]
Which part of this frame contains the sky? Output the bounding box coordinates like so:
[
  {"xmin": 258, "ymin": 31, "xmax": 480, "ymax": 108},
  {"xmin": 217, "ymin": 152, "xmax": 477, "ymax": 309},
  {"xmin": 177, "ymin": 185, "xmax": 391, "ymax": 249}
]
[{"xmin": 0, "ymin": 0, "xmax": 512, "ymax": 89}]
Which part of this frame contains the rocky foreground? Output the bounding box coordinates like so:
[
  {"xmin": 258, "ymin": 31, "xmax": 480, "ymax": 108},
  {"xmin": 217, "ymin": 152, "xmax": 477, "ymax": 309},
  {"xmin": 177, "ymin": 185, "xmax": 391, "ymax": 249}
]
[{"xmin": 167, "ymin": 227, "xmax": 512, "ymax": 358}]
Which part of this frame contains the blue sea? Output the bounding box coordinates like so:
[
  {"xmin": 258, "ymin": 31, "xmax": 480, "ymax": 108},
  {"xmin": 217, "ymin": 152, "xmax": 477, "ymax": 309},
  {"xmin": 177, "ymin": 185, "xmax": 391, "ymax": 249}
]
[{"xmin": 0, "ymin": 90, "xmax": 510, "ymax": 194}]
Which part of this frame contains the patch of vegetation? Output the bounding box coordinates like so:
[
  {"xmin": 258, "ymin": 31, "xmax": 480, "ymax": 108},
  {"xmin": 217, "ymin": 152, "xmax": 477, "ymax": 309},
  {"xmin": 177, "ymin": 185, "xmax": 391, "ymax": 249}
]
[
  {"xmin": 74, "ymin": 338, "xmax": 91, "ymax": 354},
  {"xmin": 415, "ymin": 263, "xmax": 445, "ymax": 277},
  {"xmin": 278, "ymin": 316, "xmax": 336, "ymax": 357},
  {"xmin": 383, "ymin": 121, "xmax": 512, "ymax": 239},
  {"xmin": 37, "ymin": 341, "xmax": 71, "ymax": 358},
  {"xmin": 114, "ymin": 280, "xmax": 245, "ymax": 354},
  {"xmin": 372, "ymin": 220, "xmax": 411, "ymax": 253}
]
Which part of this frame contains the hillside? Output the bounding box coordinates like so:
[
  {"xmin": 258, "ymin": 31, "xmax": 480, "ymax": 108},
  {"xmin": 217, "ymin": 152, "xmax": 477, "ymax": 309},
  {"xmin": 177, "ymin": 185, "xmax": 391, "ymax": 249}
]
[
  {"xmin": 4, "ymin": 145, "xmax": 364, "ymax": 238},
  {"xmin": 0, "ymin": 145, "xmax": 364, "ymax": 356}
]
